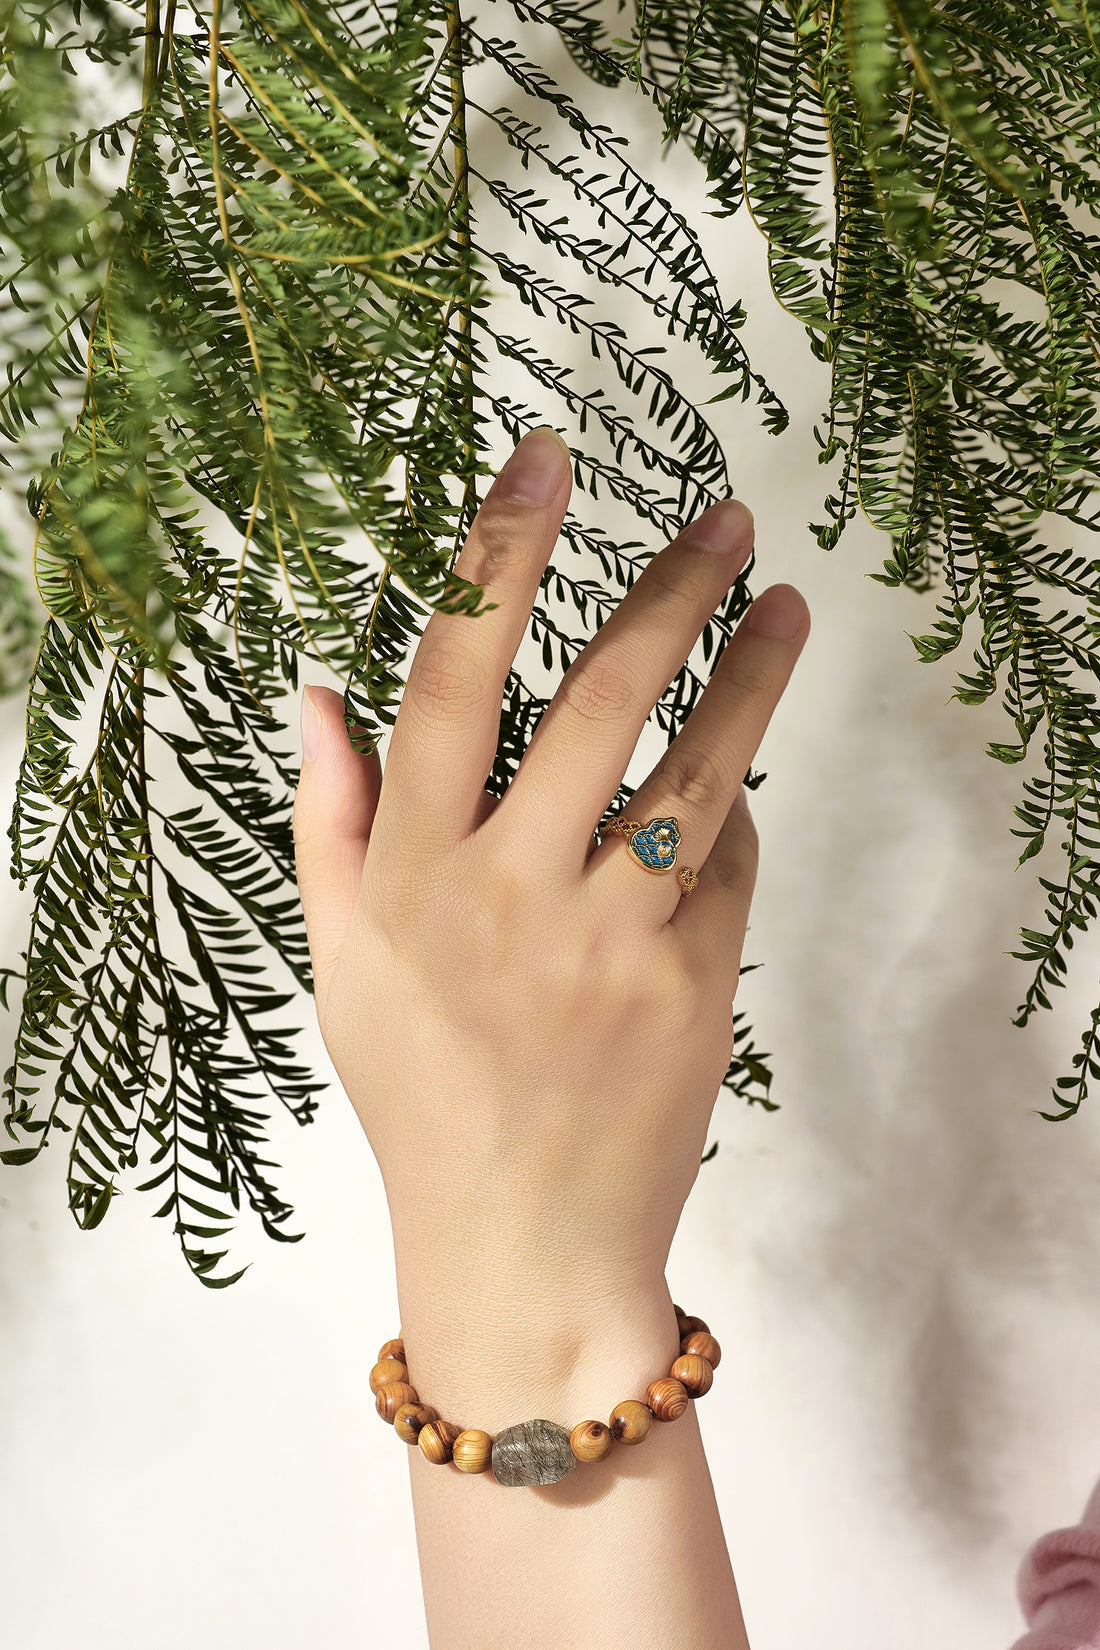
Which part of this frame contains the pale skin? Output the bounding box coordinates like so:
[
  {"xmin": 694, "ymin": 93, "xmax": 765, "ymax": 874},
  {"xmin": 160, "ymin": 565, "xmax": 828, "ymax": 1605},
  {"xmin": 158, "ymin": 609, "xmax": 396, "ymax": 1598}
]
[{"xmin": 292, "ymin": 425, "xmax": 810, "ymax": 1649}]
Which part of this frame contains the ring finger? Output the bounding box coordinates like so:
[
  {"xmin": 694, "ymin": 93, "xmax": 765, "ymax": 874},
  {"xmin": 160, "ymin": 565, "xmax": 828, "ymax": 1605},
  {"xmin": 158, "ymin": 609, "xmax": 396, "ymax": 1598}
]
[
  {"xmin": 484, "ymin": 498, "xmax": 757, "ymax": 869},
  {"xmin": 586, "ymin": 580, "xmax": 809, "ymax": 920}
]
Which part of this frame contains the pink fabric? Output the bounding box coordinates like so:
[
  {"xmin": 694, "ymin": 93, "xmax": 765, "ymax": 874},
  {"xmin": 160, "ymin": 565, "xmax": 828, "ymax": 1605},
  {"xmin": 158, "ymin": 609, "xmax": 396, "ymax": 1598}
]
[{"xmin": 1012, "ymin": 1479, "xmax": 1100, "ymax": 1649}]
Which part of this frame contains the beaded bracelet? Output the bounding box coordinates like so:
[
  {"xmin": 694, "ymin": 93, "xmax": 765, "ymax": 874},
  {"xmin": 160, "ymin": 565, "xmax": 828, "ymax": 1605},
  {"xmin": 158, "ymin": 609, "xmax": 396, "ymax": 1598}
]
[{"xmin": 370, "ymin": 1302, "xmax": 721, "ymax": 1487}]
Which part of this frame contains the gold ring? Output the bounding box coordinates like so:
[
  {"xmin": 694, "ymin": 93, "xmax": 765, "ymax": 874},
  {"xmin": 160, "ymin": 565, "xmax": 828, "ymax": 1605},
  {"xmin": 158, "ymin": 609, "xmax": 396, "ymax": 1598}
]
[{"xmin": 596, "ymin": 815, "xmax": 698, "ymax": 895}]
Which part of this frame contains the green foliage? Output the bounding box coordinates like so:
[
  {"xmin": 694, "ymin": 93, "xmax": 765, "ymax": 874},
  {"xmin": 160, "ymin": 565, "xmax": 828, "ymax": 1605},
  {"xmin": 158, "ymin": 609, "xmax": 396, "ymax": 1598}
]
[
  {"xmin": 1, "ymin": 0, "xmax": 1099, "ymax": 1282},
  {"xmin": 622, "ymin": 0, "xmax": 1100, "ymax": 1123}
]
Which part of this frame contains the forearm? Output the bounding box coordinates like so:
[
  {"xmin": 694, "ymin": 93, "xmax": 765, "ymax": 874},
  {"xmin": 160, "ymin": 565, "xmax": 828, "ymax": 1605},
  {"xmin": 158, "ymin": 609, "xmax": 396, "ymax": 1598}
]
[{"xmin": 387, "ymin": 1235, "xmax": 750, "ymax": 1650}]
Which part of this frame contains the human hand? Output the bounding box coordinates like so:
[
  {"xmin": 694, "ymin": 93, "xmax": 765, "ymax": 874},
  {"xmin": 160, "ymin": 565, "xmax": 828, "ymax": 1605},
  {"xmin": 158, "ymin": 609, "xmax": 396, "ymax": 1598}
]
[{"xmin": 292, "ymin": 427, "xmax": 809, "ymax": 1364}]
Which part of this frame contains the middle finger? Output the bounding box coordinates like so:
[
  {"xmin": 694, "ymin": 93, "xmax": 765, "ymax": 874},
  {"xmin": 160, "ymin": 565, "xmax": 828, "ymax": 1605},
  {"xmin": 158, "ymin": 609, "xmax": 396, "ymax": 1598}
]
[{"xmin": 485, "ymin": 499, "xmax": 755, "ymax": 870}]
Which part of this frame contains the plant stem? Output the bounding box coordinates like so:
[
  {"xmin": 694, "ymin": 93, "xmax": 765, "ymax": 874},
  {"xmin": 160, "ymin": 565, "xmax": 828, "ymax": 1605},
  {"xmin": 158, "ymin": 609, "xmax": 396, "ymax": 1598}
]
[
  {"xmin": 444, "ymin": 0, "xmax": 478, "ymax": 542},
  {"xmin": 142, "ymin": 0, "xmax": 161, "ymax": 108}
]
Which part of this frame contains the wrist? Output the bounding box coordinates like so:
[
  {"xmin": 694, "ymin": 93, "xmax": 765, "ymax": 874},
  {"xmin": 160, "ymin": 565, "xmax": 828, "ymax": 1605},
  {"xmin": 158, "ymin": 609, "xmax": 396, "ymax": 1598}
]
[{"xmin": 389, "ymin": 1257, "xmax": 680, "ymax": 1437}]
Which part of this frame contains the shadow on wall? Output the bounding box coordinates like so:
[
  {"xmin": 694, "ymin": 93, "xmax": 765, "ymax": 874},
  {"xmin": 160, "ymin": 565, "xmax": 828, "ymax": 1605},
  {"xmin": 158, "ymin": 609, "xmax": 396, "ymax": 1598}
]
[{"xmin": 776, "ymin": 585, "xmax": 1100, "ymax": 1555}]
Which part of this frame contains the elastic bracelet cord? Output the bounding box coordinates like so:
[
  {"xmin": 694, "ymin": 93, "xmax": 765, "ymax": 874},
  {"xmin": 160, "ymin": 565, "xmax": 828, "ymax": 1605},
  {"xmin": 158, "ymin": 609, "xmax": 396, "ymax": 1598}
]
[{"xmin": 370, "ymin": 1303, "xmax": 721, "ymax": 1487}]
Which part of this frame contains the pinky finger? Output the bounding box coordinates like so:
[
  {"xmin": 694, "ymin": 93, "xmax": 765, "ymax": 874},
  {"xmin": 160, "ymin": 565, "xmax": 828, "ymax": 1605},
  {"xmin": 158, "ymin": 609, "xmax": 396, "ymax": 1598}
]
[{"xmin": 668, "ymin": 784, "xmax": 758, "ymax": 1001}]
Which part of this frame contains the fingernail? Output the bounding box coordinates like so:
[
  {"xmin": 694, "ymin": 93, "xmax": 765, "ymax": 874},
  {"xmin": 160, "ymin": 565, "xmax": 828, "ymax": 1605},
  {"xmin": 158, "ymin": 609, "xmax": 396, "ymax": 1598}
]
[
  {"xmin": 733, "ymin": 783, "xmax": 749, "ymax": 810},
  {"xmin": 745, "ymin": 584, "xmax": 807, "ymax": 640},
  {"xmin": 301, "ymin": 687, "xmax": 321, "ymax": 763},
  {"xmin": 493, "ymin": 426, "xmax": 571, "ymax": 505},
  {"xmin": 681, "ymin": 498, "xmax": 754, "ymax": 554}
]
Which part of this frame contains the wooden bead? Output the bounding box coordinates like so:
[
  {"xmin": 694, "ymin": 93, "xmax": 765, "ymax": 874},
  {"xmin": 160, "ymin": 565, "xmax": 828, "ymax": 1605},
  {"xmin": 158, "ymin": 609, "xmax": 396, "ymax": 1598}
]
[
  {"xmin": 419, "ymin": 1417, "xmax": 461, "ymax": 1465},
  {"xmin": 570, "ymin": 1420, "xmax": 613, "ymax": 1464},
  {"xmin": 671, "ymin": 1353, "xmax": 713, "ymax": 1398},
  {"xmin": 394, "ymin": 1402, "xmax": 437, "ymax": 1445},
  {"xmin": 452, "ymin": 1428, "xmax": 495, "ymax": 1474},
  {"xmin": 378, "ymin": 1338, "xmax": 405, "ymax": 1364},
  {"xmin": 491, "ymin": 1419, "xmax": 577, "ymax": 1486},
  {"xmin": 376, "ymin": 1381, "xmax": 418, "ymax": 1423},
  {"xmin": 676, "ymin": 1314, "xmax": 709, "ymax": 1340},
  {"xmin": 370, "ymin": 1357, "xmax": 408, "ymax": 1395},
  {"xmin": 645, "ymin": 1377, "xmax": 689, "ymax": 1421},
  {"xmin": 609, "ymin": 1398, "xmax": 652, "ymax": 1445},
  {"xmin": 681, "ymin": 1330, "xmax": 721, "ymax": 1369},
  {"xmin": 672, "ymin": 1303, "xmax": 686, "ymax": 1321}
]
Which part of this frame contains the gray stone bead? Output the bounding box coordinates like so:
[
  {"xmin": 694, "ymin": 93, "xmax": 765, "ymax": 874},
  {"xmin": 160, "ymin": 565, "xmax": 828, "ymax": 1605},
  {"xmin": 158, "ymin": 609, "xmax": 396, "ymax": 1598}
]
[{"xmin": 491, "ymin": 1418, "xmax": 577, "ymax": 1487}]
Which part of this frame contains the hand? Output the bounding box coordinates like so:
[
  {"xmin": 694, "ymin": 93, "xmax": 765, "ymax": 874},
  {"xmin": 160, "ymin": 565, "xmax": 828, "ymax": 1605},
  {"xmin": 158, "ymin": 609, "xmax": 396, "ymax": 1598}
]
[{"xmin": 292, "ymin": 427, "xmax": 809, "ymax": 1343}]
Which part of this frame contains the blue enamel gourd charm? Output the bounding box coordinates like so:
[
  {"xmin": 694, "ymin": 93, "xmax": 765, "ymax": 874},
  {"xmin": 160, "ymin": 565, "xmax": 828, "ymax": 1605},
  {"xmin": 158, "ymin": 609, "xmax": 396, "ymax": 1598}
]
[
  {"xmin": 596, "ymin": 814, "xmax": 699, "ymax": 895},
  {"xmin": 627, "ymin": 816, "xmax": 681, "ymax": 873}
]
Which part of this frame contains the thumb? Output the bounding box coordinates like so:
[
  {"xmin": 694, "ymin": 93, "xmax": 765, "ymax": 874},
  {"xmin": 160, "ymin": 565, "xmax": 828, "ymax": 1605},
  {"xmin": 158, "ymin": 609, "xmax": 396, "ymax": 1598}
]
[{"xmin": 292, "ymin": 684, "xmax": 383, "ymax": 1015}]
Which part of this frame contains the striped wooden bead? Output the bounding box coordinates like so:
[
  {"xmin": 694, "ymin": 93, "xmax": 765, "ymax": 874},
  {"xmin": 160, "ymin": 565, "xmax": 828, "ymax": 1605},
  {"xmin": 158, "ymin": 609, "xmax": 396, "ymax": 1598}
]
[
  {"xmin": 376, "ymin": 1381, "xmax": 418, "ymax": 1423},
  {"xmin": 645, "ymin": 1377, "xmax": 689, "ymax": 1422},
  {"xmin": 378, "ymin": 1338, "xmax": 405, "ymax": 1364},
  {"xmin": 370, "ymin": 1357, "xmax": 408, "ymax": 1395},
  {"xmin": 419, "ymin": 1417, "xmax": 461, "ymax": 1465},
  {"xmin": 452, "ymin": 1429, "xmax": 494, "ymax": 1474},
  {"xmin": 671, "ymin": 1353, "xmax": 713, "ymax": 1398},
  {"xmin": 672, "ymin": 1303, "xmax": 686, "ymax": 1320},
  {"xmin": 570, "ymin": 1419, "xmax": 613, "ymax": 1464},
  {"xmin": 676, "ymin": 1314, "xmax": 709, "ymax": 1340},
  {"xmin": 681, "ymin": 1330, "xmax": 721, "ymax": 1369},
  {"xmin": 609, "ymin": 1398, "xmax": 652, "ymax": 1445},
  {"xmin": 394, "ymin": 1402, "xmax": 438, "ymax": 1445}
]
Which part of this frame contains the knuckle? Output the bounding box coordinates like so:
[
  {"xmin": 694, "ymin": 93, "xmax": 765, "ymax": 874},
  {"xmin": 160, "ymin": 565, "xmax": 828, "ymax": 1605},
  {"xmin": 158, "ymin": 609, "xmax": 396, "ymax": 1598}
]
[
  {"xmin": 659, "ymin": 743, "xmax": 737, "ymax": 812},
  {"xmin": 698, "ymin": 801, "xmax": 758, "ymax": 904},
  {"xmin": 592, "ymin": 938, "xmax": 690, "ymax": 1024},
  {"xmin": 291, "ymin": 795, "xmax": 321, "ymax": 851},
  {"xmin": 464, "ymin": 510, "xmax": 521, "ymax": 578},
  {"xmin": 484, "ymin": 841, "xmax": 536, "ymax": 920},
  {"xmin": 723, "ymin": 652, "xmax": 774, "ymax": 702},
  {"xmin": 646, "ymin": 552, "xmax": 709, "ymax": 612},
  {"xmin": 292, "ymin": 819, "xmax": 320, "ymax": 851},
  {"xmin": 710, "ymin": 822, "xmax": 758, "ymax": 891},
  {"xmin": 633, "ymin": 947, "xmax": 699, "ymax": 1037},
  {"xmin": 408, "ymin": 644, "xmax": 488, "ymax": 729},
  {"xmin": 708, "ymin": 856, "xmax": 743, "ymax": 893},
  {"xmin": 558, "ymin": 656, "xmax": 637, "ymax": 723},
  {"xmin": 363, "ymin": 852, "xmax": 441, "ymax": 935}
]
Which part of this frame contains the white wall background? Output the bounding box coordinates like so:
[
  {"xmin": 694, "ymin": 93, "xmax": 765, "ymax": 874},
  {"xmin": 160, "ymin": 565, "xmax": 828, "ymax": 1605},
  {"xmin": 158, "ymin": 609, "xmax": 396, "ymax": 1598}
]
[{"xmin": 4, "ymin": 11, "xmax": 1100, "ymax": 1648}]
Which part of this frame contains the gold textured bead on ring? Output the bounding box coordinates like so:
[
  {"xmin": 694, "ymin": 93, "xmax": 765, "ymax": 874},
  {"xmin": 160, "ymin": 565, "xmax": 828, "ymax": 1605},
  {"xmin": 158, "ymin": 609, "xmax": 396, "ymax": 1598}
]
[
  {"xmin": 596, "ymin": 815, "xmax": 698, "ymax": 895},
  {"xmin": 373, "ymin": 1308, "xmax": 718, "ymax": 1486}
]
